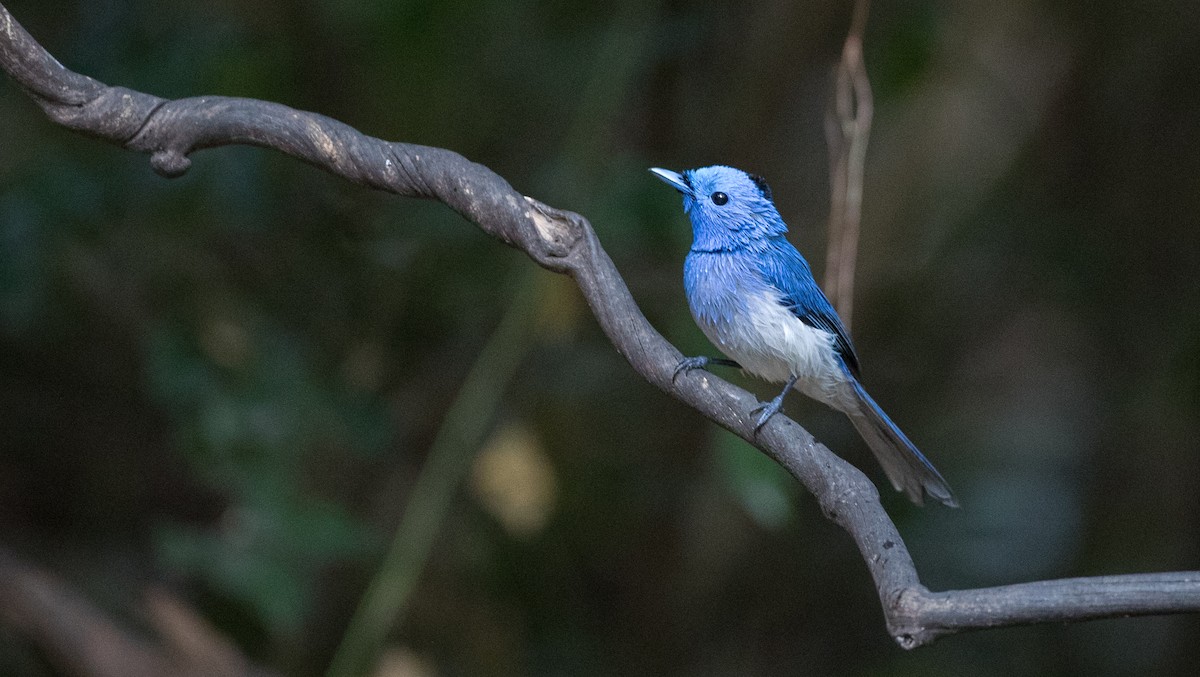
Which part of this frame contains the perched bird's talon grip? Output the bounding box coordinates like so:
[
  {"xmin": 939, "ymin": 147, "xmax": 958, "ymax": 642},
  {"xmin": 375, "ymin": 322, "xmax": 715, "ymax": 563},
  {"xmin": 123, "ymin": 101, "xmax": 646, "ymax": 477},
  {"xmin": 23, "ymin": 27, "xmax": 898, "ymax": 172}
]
[
  {"xmin": 673, "ymin": 356, "xmax": 709, "ymax": 381},
  {"xmin": 750, "ymin": 396, "xmax": 785, "ymax": 432}
]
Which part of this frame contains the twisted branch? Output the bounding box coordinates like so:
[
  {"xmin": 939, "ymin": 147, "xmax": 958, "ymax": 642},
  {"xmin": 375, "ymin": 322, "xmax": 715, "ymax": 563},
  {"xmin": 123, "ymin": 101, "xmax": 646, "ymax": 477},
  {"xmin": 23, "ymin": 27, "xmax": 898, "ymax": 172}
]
[{"xmin": 2, "ymin": 2, "xmax": 1198, "ymax": 657}]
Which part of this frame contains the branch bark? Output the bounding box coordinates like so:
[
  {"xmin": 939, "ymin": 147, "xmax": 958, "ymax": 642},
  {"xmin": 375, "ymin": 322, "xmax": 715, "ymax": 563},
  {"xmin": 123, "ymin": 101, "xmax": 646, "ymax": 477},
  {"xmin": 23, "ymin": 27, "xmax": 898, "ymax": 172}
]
[{"xmin": 2, "ymin": 2, "xmax": 1198, "ymax": 654}]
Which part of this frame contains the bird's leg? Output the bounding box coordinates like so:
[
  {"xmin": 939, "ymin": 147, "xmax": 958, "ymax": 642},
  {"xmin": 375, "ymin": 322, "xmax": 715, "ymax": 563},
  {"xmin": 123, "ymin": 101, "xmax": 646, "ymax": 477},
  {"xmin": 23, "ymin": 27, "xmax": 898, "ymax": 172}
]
[
  {"xmin": 750, "ymin": 374, "xmax": 801, "ymax": 431},
  {"xmin": 672, "ymin": 356, "xmax": 741, "ymax": 382}
]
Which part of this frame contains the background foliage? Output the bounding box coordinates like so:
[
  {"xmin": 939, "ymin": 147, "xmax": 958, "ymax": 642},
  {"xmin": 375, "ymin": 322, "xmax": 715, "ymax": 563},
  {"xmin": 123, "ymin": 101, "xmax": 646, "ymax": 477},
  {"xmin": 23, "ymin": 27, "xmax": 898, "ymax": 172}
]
[{"xmin": 2, "ymin": 0, "xmax": 1199, "ymax": 675}]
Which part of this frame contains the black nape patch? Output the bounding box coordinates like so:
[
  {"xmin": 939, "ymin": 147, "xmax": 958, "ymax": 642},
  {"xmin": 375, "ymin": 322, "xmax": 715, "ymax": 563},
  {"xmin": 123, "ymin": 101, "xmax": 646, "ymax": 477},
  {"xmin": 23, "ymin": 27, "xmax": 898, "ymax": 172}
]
[{"xmin": 749, "ymin": 174, "xmax": 773, "ymax": 201}]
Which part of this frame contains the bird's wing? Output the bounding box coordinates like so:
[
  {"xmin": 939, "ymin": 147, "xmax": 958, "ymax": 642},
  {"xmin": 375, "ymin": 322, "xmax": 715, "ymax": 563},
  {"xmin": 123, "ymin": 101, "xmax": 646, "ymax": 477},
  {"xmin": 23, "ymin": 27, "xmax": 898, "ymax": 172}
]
[{"xmin": 758, "ymin": 241, "xmax": 861, "ymax": 377}]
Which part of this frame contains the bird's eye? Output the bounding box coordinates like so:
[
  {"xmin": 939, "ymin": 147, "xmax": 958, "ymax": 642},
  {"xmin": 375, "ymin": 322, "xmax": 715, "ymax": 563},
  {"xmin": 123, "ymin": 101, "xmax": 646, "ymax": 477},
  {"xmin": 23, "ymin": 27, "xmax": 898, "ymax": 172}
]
[{"xmin": 710, "ymin": 192, "xmax": 728, "ymax": 206}]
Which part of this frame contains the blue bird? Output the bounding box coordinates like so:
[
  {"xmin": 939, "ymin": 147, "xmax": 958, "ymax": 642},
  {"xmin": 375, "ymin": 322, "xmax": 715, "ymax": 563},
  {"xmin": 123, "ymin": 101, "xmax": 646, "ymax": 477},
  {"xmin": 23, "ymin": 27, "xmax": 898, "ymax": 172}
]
[{"xmin": 651, "ymin": 165, "xmax": 956, "ymax": 507}]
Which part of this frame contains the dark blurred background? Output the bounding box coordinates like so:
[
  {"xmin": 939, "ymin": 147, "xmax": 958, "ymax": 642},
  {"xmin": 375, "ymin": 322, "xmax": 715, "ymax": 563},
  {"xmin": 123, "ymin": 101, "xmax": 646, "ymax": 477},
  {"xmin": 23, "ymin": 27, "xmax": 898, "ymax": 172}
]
[{"xmin": 2, "ymin": 0, "xmax": 1199, "ymax": 675}]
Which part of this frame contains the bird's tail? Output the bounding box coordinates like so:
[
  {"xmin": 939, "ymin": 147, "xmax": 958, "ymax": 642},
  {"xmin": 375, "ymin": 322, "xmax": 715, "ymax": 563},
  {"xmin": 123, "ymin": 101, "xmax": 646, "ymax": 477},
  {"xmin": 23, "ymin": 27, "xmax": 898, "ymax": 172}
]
[{"xmin": 845, "ymin": 378, "xmax": 958, "ymax": 507}]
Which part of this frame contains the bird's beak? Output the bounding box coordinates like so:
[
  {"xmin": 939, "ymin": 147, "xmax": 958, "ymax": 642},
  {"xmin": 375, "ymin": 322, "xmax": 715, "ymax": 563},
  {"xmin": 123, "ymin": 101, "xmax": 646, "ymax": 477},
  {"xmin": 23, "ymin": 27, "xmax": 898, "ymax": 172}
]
[{"xmin": 649, "ymin": 167, "xmax": 691, "ymax": 195}]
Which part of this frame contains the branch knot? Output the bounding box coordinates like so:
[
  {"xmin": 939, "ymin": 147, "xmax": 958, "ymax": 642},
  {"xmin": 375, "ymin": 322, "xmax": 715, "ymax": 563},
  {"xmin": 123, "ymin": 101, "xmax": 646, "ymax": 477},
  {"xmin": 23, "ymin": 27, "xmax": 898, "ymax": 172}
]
[
  {"xmin": 523, "ymin": 197, "xmax": 584, "ymax": 268},
  {"xmin": 150, "ymin": 149, "xmax": 191, "ymax": 178}
]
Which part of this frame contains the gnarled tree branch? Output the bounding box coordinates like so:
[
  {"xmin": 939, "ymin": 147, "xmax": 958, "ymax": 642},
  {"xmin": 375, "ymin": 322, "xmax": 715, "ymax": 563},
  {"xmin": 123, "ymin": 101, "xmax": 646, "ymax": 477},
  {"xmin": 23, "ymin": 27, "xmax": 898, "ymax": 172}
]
[{"xmin": 2, "ymin": 2, "xmax": 1198, "ymax": 653}]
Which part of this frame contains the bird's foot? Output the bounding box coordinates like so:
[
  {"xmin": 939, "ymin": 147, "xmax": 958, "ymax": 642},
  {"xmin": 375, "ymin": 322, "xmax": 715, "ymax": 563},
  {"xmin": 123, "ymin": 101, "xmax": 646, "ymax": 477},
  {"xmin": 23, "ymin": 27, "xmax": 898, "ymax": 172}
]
[
  {"xmin": 673, "ymin": 356, "xmax": 713, "ymax": 382},
  {"xmin": 750, "ymin": 374, "xmax": 799, "ymax": 432},
  {"xmin": 673, "ymin": 356, "xmax": 740, "ymax": 382},
  {"xmin": 750, "ymin": 394, "xmax": 786, "ymax": 432}
]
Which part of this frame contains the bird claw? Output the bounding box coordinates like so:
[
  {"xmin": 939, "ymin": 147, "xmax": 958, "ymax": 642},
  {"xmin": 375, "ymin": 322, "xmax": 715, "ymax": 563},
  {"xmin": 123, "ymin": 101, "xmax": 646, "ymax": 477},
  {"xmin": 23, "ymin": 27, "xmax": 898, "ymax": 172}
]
[
  {"xmin": 750, "ymin": 374, "xmax": 799, "ymax": 433},
  {"xmin": 673, "ymin": 356, "xmax": 711, "ymax": 382},
  {"xmin": 750, "ymin": 396, "xmax": 785, "ymax": 432}
]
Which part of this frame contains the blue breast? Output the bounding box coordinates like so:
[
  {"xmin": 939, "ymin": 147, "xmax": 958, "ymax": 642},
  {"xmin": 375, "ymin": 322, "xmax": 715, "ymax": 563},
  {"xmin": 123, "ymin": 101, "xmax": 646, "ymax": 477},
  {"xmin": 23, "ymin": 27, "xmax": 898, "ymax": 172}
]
[{"xmin": 684, "ymin": 250, "xmax": 760, "ymax": 332}]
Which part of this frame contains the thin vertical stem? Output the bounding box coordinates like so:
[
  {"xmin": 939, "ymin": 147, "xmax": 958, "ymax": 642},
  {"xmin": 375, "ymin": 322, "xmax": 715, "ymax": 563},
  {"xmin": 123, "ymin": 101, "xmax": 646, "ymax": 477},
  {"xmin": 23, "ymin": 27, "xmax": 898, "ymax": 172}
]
[
  {"xmin": 325, "ymin": 2, "xmax": 661, "ymax": 673},
  {"xmin": 324, "ymin": 271, "xmax": 538, "ymax": 677},
  {"xmin": 824, "ymin": 0, "xmax": 873, "ymax": 332}
]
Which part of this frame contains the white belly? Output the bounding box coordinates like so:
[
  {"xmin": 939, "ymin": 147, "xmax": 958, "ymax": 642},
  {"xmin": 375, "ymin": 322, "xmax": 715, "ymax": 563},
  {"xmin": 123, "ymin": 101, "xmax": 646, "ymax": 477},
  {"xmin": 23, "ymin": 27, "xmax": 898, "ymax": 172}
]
[{"xmin": 695, "ymin": 290, "xmax": 855, "ymax": 410}]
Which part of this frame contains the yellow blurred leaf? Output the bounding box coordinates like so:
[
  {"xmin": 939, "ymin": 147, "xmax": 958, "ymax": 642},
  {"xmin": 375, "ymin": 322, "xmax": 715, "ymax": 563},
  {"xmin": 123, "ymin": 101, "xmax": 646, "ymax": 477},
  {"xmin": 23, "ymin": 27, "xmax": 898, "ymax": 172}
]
[
  {"xmin": 372, "ymin": 646, "xmax": 437, "ymax": 677},
  {"xmin": 471, "ymin": 421, "xmax": 557, "ymax": 538}
]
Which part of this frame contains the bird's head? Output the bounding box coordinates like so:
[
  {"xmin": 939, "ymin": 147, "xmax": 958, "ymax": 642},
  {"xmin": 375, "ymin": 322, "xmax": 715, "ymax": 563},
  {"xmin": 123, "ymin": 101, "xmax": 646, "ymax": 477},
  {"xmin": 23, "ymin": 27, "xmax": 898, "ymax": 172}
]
[{"xmin": 650, "ymin": 165, "xmax": 786, "ymax": 251}]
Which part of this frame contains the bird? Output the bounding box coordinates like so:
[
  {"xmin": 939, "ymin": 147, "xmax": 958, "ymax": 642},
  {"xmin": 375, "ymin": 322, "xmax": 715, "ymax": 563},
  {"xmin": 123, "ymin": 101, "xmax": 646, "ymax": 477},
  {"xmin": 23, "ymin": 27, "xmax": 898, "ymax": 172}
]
[{"xmin": 650, "ymin": 165, "xmax": 956, "ymax": 507}]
